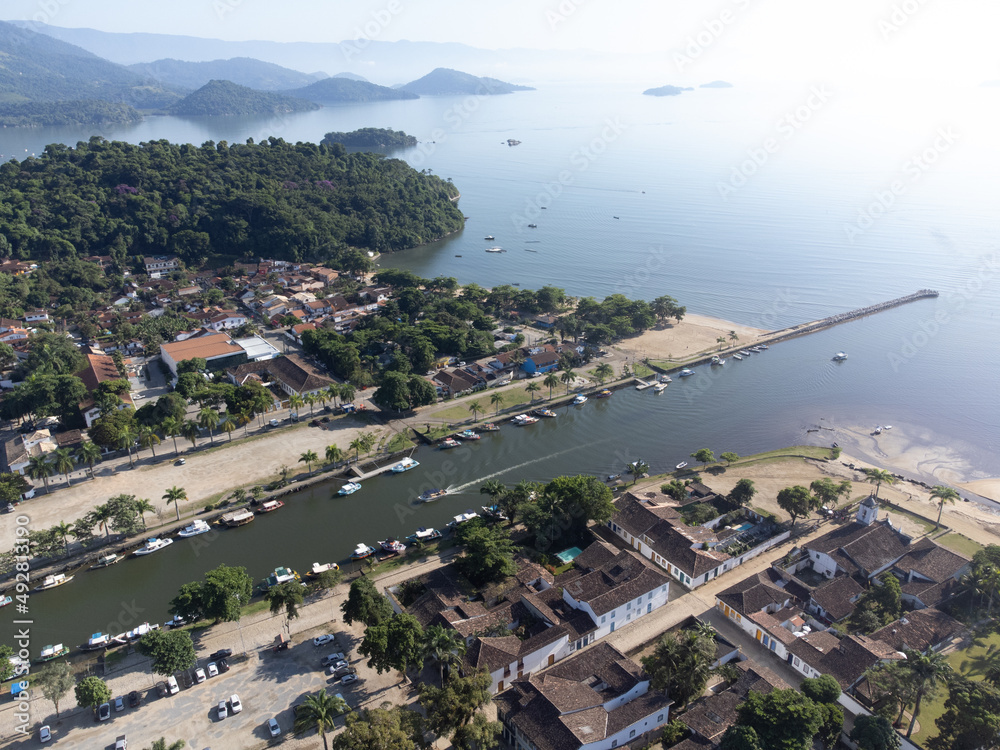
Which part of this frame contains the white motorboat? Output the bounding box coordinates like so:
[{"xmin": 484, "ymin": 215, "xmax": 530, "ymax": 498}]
[
  {"xmin": 379, "ymin": 538, "xmax": 406, "ymax": 554},
  {"xmin": 447, "ymin": 511, "xmax": 480, "ymax": 529},
  {"xmin": 134, "ymin": 537, "xmax": 174, "ymax": 556},
  {"xmin": 572, "ymin": 394, "xmax": 588, "ymax": 405},
  {"xmin": 833, "ymin": 352, "xmax": 848, "ymax": 361},
  {"xmin": 351, "ymin": 543, "xmax": 376, "ymax": 560},
  {"xmin": 485, "ymin": 246, "xmax": 505, "ymax": 253},
  {"xmin": 732, "ymin": 354, "xmax": 743, "ymax": 361},
  {"xmin": 80, "ymin": 632, "xmax": 111, "ymax": 651},
  {"xmin": 33, "ymin": 573, "xmax": 74, "ymax": 591},
  {"xmin": 338, "ymin": 481, "xmax": 362, "ymax": 496},
  {"xmin": 177, "ymin": 520, "xmax": 211, "ymax": 538},
  {"xmin": 90, "ymin": 551, "xmax": 122, "ymax": 569},
  {"xmin": 676, "ymin": 461, "xmax": 688, "ymax": 470},
  {"xmin": 407, "ymin": 527, "xmax": 442, "ymax": 542},
  {"xmin": 653, "ymin": 382, "xmax": 668, "ymax": 393},
  {"xmin": 678, "ymin": 368, "xmax": 695, "ymax": 377},
  {"xmin": 392, "ymin": 457, "xmax": 420, "ymax": 473},
  {"xmin": 418, "ymin": 488, "xmax": 447, "ymax": 503}
]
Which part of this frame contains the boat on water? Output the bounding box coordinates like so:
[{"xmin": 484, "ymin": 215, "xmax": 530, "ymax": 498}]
[
  {"xmin": 482, "ymin": 504, "xmax": 509, "ymax": 521},
  {"xmin": 739, "ymin": 350, "xmax": 753, "ymax": 356},
  {"xmin": 80, "ymin": 632, "xmax": 111, "ymax": 651},
  {"xmin": 833, "ymin": 351, "xmax": 848, "ymax": 361},
  {"xmin": 111, "ymin": 622, "xmax": 159, "ymax": 646},
  {"xmin": 35, "ymin": 644, "xmax": 69, "ymax": 663},
  {"xmin": 256, "ymin": 499, "xmax": 284, "ymax": 514},
  {"xmin": 33, "ymin": 573, "xmax": 74, "ymax": 591},
  {"xmin": 379, "ymin": 538, "xmax": 406, "ymax": 554},
  {"xmin": 485, "ymin": 247, "xmax": 505, "ymax": 253},
  {"xmin": 338, "ymin": 481, "xmax": 362, "ymax": 496},
  {"xmin": 732, "ymin": 354, "xmax": 743, "ymax": 361},
  {"xmin": 351, "ymin": 543, "xmax": 376, "ymax": 560},
  {"xmin": 407, "ymin": 527, "xmax": 443, "ymax": 543},
  {"xmin": 480, "ymin": 422, "xmax": 500, "ymax": 431},
  {"xmin": 678, "ymin": 368, "xmax": 695, "ymax": 377},
  {"xmin": 418, "ymin": 488, "xmax": 448, "ymax": 503},
  {"xmin": 90, "ymin": 551, "xmax": 123, "ymax": 569},
  {"xmin": 484, "ymin": 235, "xmax": 495, "ymax": 240},
  {"xmin": 572, "ymin": 394, "xmax": 588, "ymax": 404},
  {"xmin": 676, "ymin": 462, "xmax": 689, "ymax": 470},
  {"xmin": 758, "ymin": 344, "xmax": 769, "ymax": 350},
  {"xmin": 511, "ymin": 414, "xmax": 539, "ymax": 425},
  {"xmin": 659, "ymin": 375, "xmax": 673, "ymax": 383},
  {"xmin": 306, "ymin": 562, "xmax": 339, "ymax": 579},
  {"xmin": 873, "ymin": 426, "xmax": 883, "ymax": 435},
  {"xmin": 259, "ymin": 566, "xmax": 300, "ymax": 591},
  {"xmin": 392, "ymin": 457, "xmax": 420, "ymax": 473},
  {"xmin": 527, "ymin": 223, "xmax": 537, "ymax": 228},
  {"xmin": 164, "ymin": 615, "xmax": 188, "ymax": 629},
  {"xmin": 447, "ymin": 511, "xmax": 480, "ymax": 530},
  {"xmin": 177, "ymin": 520, "xmax": 211, "ymax": 538},
  {"xmin": 596, "ymin": 389, "xmax": 613, "ymax": 398},
  {"xmin": 749, "ymin": 346, "xmax": 761, "ymax": 352},
  {"xmin": 711, "ymin": 356, "xmax": 725, "ymax": 366},
  {"xmin": 0, "ymin": 595, "xmax": 11, "ymax": 608},
  {"xmin": 441, "ymin": 438, "xmax": 461, "ymax": 449},
  {"xmin": 134, "ymin": 537, "xmax": 174, "ymax": 556},
  {"xmin": 533, "ymin": 408, "xmax": 557, "ymax": 418},
  {"xmin": 457, "ymin": 429, "xmax": 481, "ymax": 440},
  {"xmin": 219, "ymin": 509, "xmax": 255, "ymax": 527},
  {"xmin": 884, "ymin": 425, "xmax": 893, "ymax": 430},
  {"xmin": 653, "ymin": 382, "xmax": 668, "ymax": 393}
]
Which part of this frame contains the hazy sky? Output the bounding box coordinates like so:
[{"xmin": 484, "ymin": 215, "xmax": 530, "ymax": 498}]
[{"xmin": 6, "ymin": 0, "xmax": 1000, "ymax": 85}]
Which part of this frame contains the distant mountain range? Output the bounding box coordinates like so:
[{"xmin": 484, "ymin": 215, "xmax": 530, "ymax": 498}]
[
  {"xmin": 128, "ymin": 57, "xmax": 326, "ymax": 91},
  {"xmin": 287, "ymin": 77, "xmax": 417, "ymax": 104},
  {"xmin": 400, "ymin": 67, "xmax": 534, "ymax": 96},
  {"xmin": 168, "ymin": 80, "xmax": 319, "ymax": 117}
]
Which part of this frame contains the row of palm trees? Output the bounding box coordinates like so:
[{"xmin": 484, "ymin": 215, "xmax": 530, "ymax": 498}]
[
  {"xmin": 463, "ymin": 362, "xmax": 617, "ymax": 421},
  {"xmin": 863, "ymin": 468, "xmax": 960, "ymax": 530},
  {"xmin": 297, "ymin": 433, "xmax": 379, "ymax": 474},
  {"xmin": 287, "ymin": 382, "xmax": 357, "ymax": 418}
]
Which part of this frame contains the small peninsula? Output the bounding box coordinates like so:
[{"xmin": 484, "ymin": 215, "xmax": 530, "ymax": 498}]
[
  {"xmin": 287, "ymin": 77, "xmax": 418, "ymax": 104},
  {"xmin": 167, "ymin": 79, "xmax": 319, "ymax": 116},
  {"xmin": 400, "ymin": 67, "xmax": 534, "ymax": 96},
  {"xmin": 321, "ymin": 128, "xmax": 417, "ymax": 148},
  {"xmin": 642, "ymin": 84, "xmax": 694, "ymax": 97}
]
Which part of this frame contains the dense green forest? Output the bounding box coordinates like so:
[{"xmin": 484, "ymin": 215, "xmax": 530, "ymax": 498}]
[
  {"xmin": 0, "ymin": 137, "xmax": 464, "ymax": 267},
  {"xmin": 288, "ymin": 78, "xmax": 418, "ymax": 103},
  {"xmin": 0, "ymin": 100, "xmax": 142, "ymax": 128},
  {"xmin": 167, "ymin": 80, "xmax": 319, "ymax": 116},
  {"xmin": 321, "ymin": 128, "xmax": 417, "ymax": 148}
]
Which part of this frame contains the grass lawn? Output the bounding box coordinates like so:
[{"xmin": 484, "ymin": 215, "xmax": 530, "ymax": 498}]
[
  {"xmin": 384, "ymin": 432, "xmax": 415, "ymax": 453},
  {"xmin": 631, "ymin": 363, "xmax": 655, "ymax": 378},
  {"xmin": 432, "ymin": 386, "xmax": 545, "ymax": 425},
  {"xmin": 936, "ymin": 532, "xmax": 984, "ymax": 557}
]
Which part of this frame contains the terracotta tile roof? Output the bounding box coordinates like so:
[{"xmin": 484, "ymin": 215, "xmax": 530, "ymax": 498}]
[
  {"xmin": 816, "ymin": 634, "xmax": 905, "ymax": 689},
  {"xmin": 808, "ymin": 519, "xmax": 911, "ymax": 578},
  {"xmin": 716, "ymin": 569, "xmax": 797, "ymax": 615},
  {"xmin": 161, "ymin": 332, "xmax": 240, "ymax": 361},
  {"xmin": 76, "ymin": 353, "xmax": 122, "ymax": 392},
  {"xmin": 682, "ymin": 661, "xmax": 790, "ymax": 743},
  {"xmin": 871, "ymin": 608, "xmax": 965, "ymax": 653},
  {"xmin": 893, "ymin": 538, "xmax": 969, "ymax": 583},
  {"xmin": 228, "ymin": 354, "xmax": 334, "ymax": 395},
  {"xmin": 557, "ymin": 547, "xmax": 670, "ymax": 617},
  {"xmin": 809, "ymin": 576, "xmax": 865, "ymax": 621}
]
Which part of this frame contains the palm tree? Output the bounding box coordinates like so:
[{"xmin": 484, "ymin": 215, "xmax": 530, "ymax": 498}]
[
  {"xmin": 293, "ymin": 690, "xmax": 347, "ymax": 750},
  {"xmin": 326, "ymin": 384, "xmax": 341, "ymax": 409},
  {"xmin": 728, "ymin": 330, "xmax": 739, "ymax": 343},
  {"xmin": 304, "ymin": 393, "xmax": 317, "ymax": 415},
  {"xmin": 489, "ymin": 391, "xmax": 505, "ymax": 416},
  {"xmin": 137, "ymin": 424, "xmax": 161, "ymax": 458},
  {"xmin": 526, "ymin": 381, "xmax": 542, "ymax": 401},
  {"xmin": 348, "ymin": 438, "xmax": 364, "ymax": 462},
  {"xmin": 217, "ymin": 413, "xmax": 237, "ymax": 442},
  {"xmin": 421, "ymin": 624, "xmax": 467, "ymax": 684},
  {"xmin": 181, "ymin": 419, "xmax": 200, "ymax": 449},
  {"xmin": 543, "ymin": 372, "xmax": 560, "ymax": 399},
  {"xmin": 560, "ymin": 368, "xmax": 576, "ymax": 394},
  {"xmin": 160, "ymin": 417, "xmax": 182, "ymax": 456},
  {"xmin": 75, "ymin": 440, "xmax": 103, "ymax": 478},
  {"xmin": 90, "ymin": 503, "xmax": 114, "ymax": 539},
  {"xmin": 133, "ymin": 498, "xmax": 155, "ymax": 531},
  {"xmin": 325, "ymin": 445, "xmax": 345, "ymax": 466},
  {"xmin": 28, "ymin": 454, "xmax": 54, "ymax": 493},
  {"xmin": 930, "ymin": 485, "xmax": 960, "ymax": 530},
  {"xmin": 299, "ymin": 450, "xmax": 319, "ymax": 474},
  {"xmin": 594, "ymin": 362, "xmax": 613, "ymax": 384},
  {"xmin": 716, "ymin": 336, "xmax": 726, "ymax": 350},
  {"xmin": 864, "ymin": 468, "xmax": 896, "ymax": 500},
  {"xmin": 480, "ymin": 480, "xmax": 506, "ymax": 505},
  {"xmin": 198, "ymin": 407, "xmax": 219, "ymax": 444},
  {"xmin": 162, "ymin": 486, "xmax": 187, "ymax": 522},
  {"xmin": 901, "ymin": 648, "xmax": 952, "ymax": 738},
  {"xmin": 147, "ymin": 739, "xmax": 186, "ymax": 750},
  {"xmin": 53, "ymin": 520, "xmax": 74, "ymax": 556},
  {"xmin": 117, "ymin": 426, "xmax": 137, "ymax": 468},
  {"xmin": 467, "ymin": 399, "xmax": 484, "ymax": 422},
  {"xmin": 627, "ymin": 460, "xmax": 650, "ymax": 486},
  {"xmin": 236, "ymin": 409, "xmax": 252, "ymax": 437},
  {"xmin": 288, "ymin": 394, "xmax": 304, "ymax": 421},
  {"xmin": 339, "ymin": 384, "xmax": 356, "ymax": 405},
  {"xmin": 266, "ymin": 582, "xmax": 305, "ymax": 631},
  {"xmin": 50, "ymin": 448, "xmax": 75, "ymax": 487}
]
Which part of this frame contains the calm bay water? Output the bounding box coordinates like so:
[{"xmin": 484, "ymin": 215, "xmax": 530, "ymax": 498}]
[{"xmin": 2, "ymin": 81, "xmax": 998, "ymax": 646}]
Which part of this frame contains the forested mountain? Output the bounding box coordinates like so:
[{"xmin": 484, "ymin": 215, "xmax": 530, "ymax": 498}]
[
  {"xmin": 167, "ymin": 80, "xmax": 319, "ymax": 116},
  {"xmin": 331, "ymin": 72, "xmax": 370, "ymax": 83},
  {"xmin": 128, "ymin": 57, "xmax": 327, "ymax": 91},
  {"xmin": 286, "ymin": 77, "xmax": 417, "ymax": 104},
  {"xmin": 0, "ymin": 21, "xmax": 181, "ymax": 109},
  {"xmin": 400, "ymin": 68, "xmax": 535, "ymax": 95},
  {"xmin": 0, "ymin": 137, "xmax": 464, "ymax": 268},
  {"xmin": 321, "ymin": 129, "xmax": 417, "ymax": 148},
  {"xmin": 0, "ymin": 100, "xmax": 141, "ymax": 128}
]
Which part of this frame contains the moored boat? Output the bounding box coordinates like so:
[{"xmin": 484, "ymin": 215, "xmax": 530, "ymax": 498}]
[
  {"xmin": 758, "ymin": 344, "xmax": 769, "ymax": 350},
  {"xmin": 219, "ymin": 509, "xmax": 255, "ymax": 527},
  {"xmin": 457, "ymin": 429, "xmax": 481, "ymax": 440},
  {"xmin": 134, "ymin": 537, "xmax": 174, "ymax": 556},
  {"xmin": 447, "ymin": 511, "xmax": 480, "ymax": 529},
  {"xmin": 533, "ymin": 408, "xmax": 557, "ymax": 418},
  {"xmin": 676, "ymin": 461, "xmax": 689, "ymax": 470},
  {"xmin": 392, "ymin": 457, "xmax": 420, "ymax": 473},
  {"xmin": 256, "ymin": 499, "xmax": 284, "ymax": 514},
  {"xmin": 338, "ymin": 481, "xmax": 362, "ymax": 496},
  {"xmin": 484, "ymin": 235, "xmax": 495, "ymax": 240},
  {"xmin": 732, "ymin": 354, "xmax": 743, "ymax": 361},
  {"xmin": 485, "ymin": 246, "xmax": 505, "ymax": 253},
  {"xmin": 653, "ymin": 382, "xmax": 668, "ymax": 393},
  {"xmin": 407, "ymin": 527, "xmax": 443, "ymax": 543},
  {"xmin": 710, "ymin": 356, "xmax": 725, "ymax": 366},
  {"xmin": 740, "ymin": 350, "xmax": 753, "ymax": 356},
  {"xmin": 480, "ymin": 423, "xmax": 500, "ymax": 431},
  {"xmin": 79, "ymin": 632, "xmax": 111, "ymax": 651},
  {"xmin": 0, "ymin": 595, "xmax": 11, "ymax": 608},
  {"xmin": 441, "ymin": 438, "xmax": 461, "ymax": 449},
  {"xmin": 33, "ymin": 573, "xmax": 74, "ymax": 591},
  {"xmin": 418, "ymin": 488, "xmax": 448, "ymax": 503},
  {"xmin": 164, "ymin": 615, "xmax": 188, "ymax": 629},
  {"xmin": 482, "ymin": 504, "xmax": 509, "ymax": 521},
  {"xmin": 596, "ymin": 389, "xmax": 613, "ymax": 398},
  {"xmin": 259, "ymin": 566, "xmax": 299, "ymax": 591},
  {"xmin": 678, "ymin": 368, "xmax": 695, "ymax": 377},
  {"xmin": 306, "ymin": 562, "xmax": 339, "ymax": 579},
  {"xmin": 90, "ymin": 551, "xmax": 123, "ymax": 569},
  {"xmin": 572, "ymin": 394, "xmax": 588, "ymax": 405},
  {"xmin": 832, "ymin": 351, "xmax": 848, "ymax": 361},
  {"xmin": 379, "ymin": 538, "xmax": 406, "ymax": 554},
  {"xmin": 351, "ymin": 543, "xmax": 376, "ymax": 560},
  {"xmin": 111, "ymin": 622, "xmax": 159, "ymax": 645},
  {"xmin": 35, "ymin": 644, "xmax": 69, "ymax": 663},
  {"xmin": 177, "ymin": 520, "xmax": 211, "ymax": 538}
]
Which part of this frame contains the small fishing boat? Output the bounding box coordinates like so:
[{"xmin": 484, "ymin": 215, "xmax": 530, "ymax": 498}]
[
  {"xmin": 678, "ymin": 368, "xmax": 695, "ymax": 377},
  {"xmin": 90, "ymin": 551, "xmax": 123, "ymax": 569},
  {"xmin": 480, "ymin": 423, "xmax": 500, "ymax": 431},
  {"xmin": 653, "ymin": 382, "xmax": 668, "ymax": 393},
  {"xmin": 596, "ymin": 389, "xmax": 613, "ymax": 398},
  {"xmin": 758, "ymin": 344, "xmax": 769, "ymax": 350},
  {"xmin": 510, "ymin": 414, "xmax": 539, "ymax": 425},
  {"xmin": 111, "ymin": 622, "xmax": 159, "ymax": 645},
  {"xmin": 338, "ymin": 481, "xmax": 362, "ymax": 496},
  {"xmin": 259, "ymin": 566, "xmax": 299, "ymax": 591},
  {"xmin": 711, "ymin": 356, "xmax": 725, "ymax": 366},
  {"xmin": 164, "ymin": 615, "xmax": 188, "ymax": 629},
  {"xmin": 572, "ymin": 394, "xmax": 588, "ymax": 405},
  {"xmin": 533, "ymin": 408, "xmax": 557, "ymax": 418},
  {"xmin": 484, "ymin": 235, "xmax": 495, "ymax": 240},
  {"xmin": 256, "ymin": 499, "xmax": 284, "ymax": 514},
  {"xmin": 884, "ymin": 425, "xmax": 893, "ymax": 430},
  {"xmin": 379, "ymin": 538, "xmax": 406, "ymax": 554},
  {"xmin": 441, "ymin": 438, "xmax": 461, "ymax": 449},
  {"xmin": 306, "ymin": 562, "xmax": 339, "ymax": 579},
  {"xmin": 481, "ymin": 504, "xmax": 509, "ymax": 520},
  {"xmin": 33, "ymin": 573, "xmax": 74, "ymax": 591},
  {"xmin": 457, "ymin": 429, "xmax": 481, "ymax": 440},
  {"xmin": 392, "ymin": 457, "xmax": 420, "ymax": 473},
  {"xmin": 832, "ymin": 352, "xmax": 848, "ymax": 361},
  {"xmin": 351, "ymin": 543, "xmax": 376, "ymax": 560},
  {"xmin": 447, "ymin": 511, "xmax": 480, "ymax": 530},
  {"xmin": 659, "ymin": 375, "xmax": 672, "ymax": 383},
  {"xmin": 418, "ymin": 488, "xmax": 448, "ymax": 503},
  {"xmin": 35, "ymin": 644, "xmax": 69, "ymax": 663},
  {"xmin": 676, "ymin": 462, "xmax": 688, "ymax": 470},
  {"xmin": 219, "ymin": 510, "xmax": 255, "ymax": 527},
  {"xmin": 732, "ymin": 354, "xmax": 743, "ymax": 361},
  {"xmin": 407, "ymin": 527, "xmax": 442, "ymax": 543},
  {"xmin": 80, "ymin": 632, "xmax": 111, "ymax": 651},
  {"xmin": 739, "ymin": 350, "xmax": 753, "ymax": 356},
  {"xmin": 134, "ymin": 537, "xmax": 174, "ymax": 556},
  {"xmin": 527, "ymin": 223, "xmax": 537, "ymax": 228},
  {"xmin": 177, "ymin": 520, "xmax": 211, "ymax": 538},
  {"xmin": 0, "ymin": 595, "xmax": 11, "ymax": 608},
  {"xmin": 485, "ymin": 247, "xmax": 505, "ymax": 253}
]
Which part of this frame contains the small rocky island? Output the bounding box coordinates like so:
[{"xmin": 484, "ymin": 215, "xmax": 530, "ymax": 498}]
[
  {"xmin": 642, "ymin": 84, "xmax": 694, "ymax": 97},
  {"xmin": 321, "ymin": 128, "xmax": 417, "ymax": 148}
]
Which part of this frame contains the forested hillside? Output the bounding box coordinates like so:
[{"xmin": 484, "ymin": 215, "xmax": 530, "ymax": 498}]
[
  {"xmin": 0, "ymin": 100, "xmax": 142, "ymax": 128},
  {"xmin": 321, "ymin": 128, "xmax": 417, "ymax": 148},
  {"xmin": 167, "ymin": 80, "xmax": 319, "ymax": 116},
  {"xmin": 0, "ymin": 137, "xmax": 464, "ymax": 268}
]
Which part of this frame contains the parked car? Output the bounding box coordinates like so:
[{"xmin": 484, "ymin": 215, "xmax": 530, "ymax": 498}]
[
  {"xmin": 230, "ymin": 694, "xmax": 243, "ymax": 714},
  {"xmin": 207, "ymin": 662, "xmax": 219, "ymax": 678},
  {"xmin": 194, "ymin": 668, "xmax": 206, "ymax": 684},
  {"xmin": 321, "ymin": 652, "xmax": 346, "ymax": 666},
  {"xmin": 115, "ymin": 735, "xmax": 127, "ymax": 750},
  {"xmin": 97, "ymin": 702, "xmax": 111, "ymax": 721},
  {"xmin": 128, "ymin": 691, "xmax": 142, "ymax": 708},
  {"xmin": 340, "ymin": 673, "xmax": 359, "ymax": 685},
  {"xmin": 328, "ymin": 664, "xmax": 355, "ymax": 677},
  {"xmin": 176, "ymin": 458, "xmax": 185, "ymax": 466},
  {"xmin": 166, "ymin": 676, "xmax": 179, "ymax": 695},
  {"xmin": 209, "ymin": 649, "xmax": 233, "ymax": 661},
  {"xmin": 217, "ymin": 658, "xmax": 230, "ymax": 673},
  {"xmin": 156, "ymin": 682, "xmax": 168, "ymax": 698},
  {"xmin": 113, "ymin": 695, "xmax": 125, "ymax": 712},
  {"xmin": 267, "ymin": 718, "xmax": 281, "ymax": 737},
  {"xmin": 38, "ymin": 726, "xmax": 51, "ymax": 743},
  {"xmin": 217, "ymin": 700, "xmax": 228, "ymax": 720},
  {"xmin": 313, "ymin": 634, "xmax": 336, "ymax": 647}
]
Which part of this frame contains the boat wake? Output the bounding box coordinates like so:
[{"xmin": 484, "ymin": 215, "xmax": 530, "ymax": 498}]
[{"xmin": 450, "ymin": 443, "xmax": 599, "ymax": 493}]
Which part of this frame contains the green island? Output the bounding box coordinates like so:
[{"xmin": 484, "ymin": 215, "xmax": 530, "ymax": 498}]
[
  {"xmin": 166, "ymin": 79, "xmax": 319, "ymax": 117},
  {"xmin": 321, "ymin": 128, "xmax": 418, "ymax": 148}
]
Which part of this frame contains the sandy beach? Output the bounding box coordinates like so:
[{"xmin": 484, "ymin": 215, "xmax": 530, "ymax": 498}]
[{"xmin": 611, "ymin": 313, "xmax": 770, "ymax": 362}]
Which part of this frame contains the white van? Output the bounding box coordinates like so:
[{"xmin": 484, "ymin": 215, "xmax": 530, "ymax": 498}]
[{"xmin": 166, "ymin": 676, "xmax": 179, "ymax": 695}]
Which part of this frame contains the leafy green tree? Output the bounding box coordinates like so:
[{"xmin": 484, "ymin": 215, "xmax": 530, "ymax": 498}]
[
  {"xmin": 267, "ymin": 581, "xmax": 306, "ymax": 629},
  {"xmin": 35, "ymin": 660, "xmax": 75, "ymax": 717},
  {"xmin": 641, "ymin": 625, "xmax": 717, "ymax": 708},
  {"xmin": 594, "ymin": 362, "xmax": 613, "ymax": 383},
  {"xmin": 661, "ymin": 479, "xmax": 688, "ymax": 502},
  {"xmin": 421, "ymin": 624, "xmax": 468, "ymax": 685},
  {"xmin": 928, "ymin": 674, "xmax": 1000, "ymax": 750},
  {"xmin": 864, "ymin": 468, "xmax": 896, "ymax": 499},
  {"xmin": 137, "ymin": 629, "xmax": 197, "ymax": 676},
  {"xmin": 850, "ymin": 573, "xmax": 902, "ymax": 632},
  {"xmin": 810, "ymin": 477, "xmax": 852, "ymax": 509},
  {"xmin": 719, "ymin": 725, "xmax": 763, "ymax": 750},
  {"xmin": 801, "ymin": 674, "xmax": 842, "ymax": 704},
  {"xmin": 930, "ymin": 485, "xmax": 960, "ymax": 530},
  {"xmin": 452, "ymin": 711, "xmax": 502, "ymax": 750},
  {"xmin": 144, "ymin": 739, "xmax": 186, "ymax": 750},
  {"xmin": 900, "ymin": 648, "xmax": 952, "ymax": 738},
  {"xmin": 360, "ymin": 612, "xmax": 425, "ymax": 676},
  {"xmin": 520, "ymin": 474, "xmax": 615, "ymax": 551},
  {"xmin": 294, "ymin": 690, "xmax": 349, "ymax": 750},
  {"xmin": 106, "ymin": 493, "xmax": 145, "ymax": 536},
  {"xmin": 0, "ymin": 645, "xmax": 13, "ymax": 682},
  {"xmin": 200, "ymin": 564, "xmax": 254, "ymax": 623},
  {"xmin": 75, "ymin": 676, "xmax": 112, "ymax": 710},
  {"xmin": 720, "ymin": 451, "xmax": 739, "ymax": 466},
  {"xmin": 776, "ymin": 485, "xmax": 818, "ymax": 526},
  {"xmin": 733, "ymin": 689, "xmax": 825, "ymax": 750},
  {"xmin": 499, "ymin": 480, "xmax": 539, "ymax": 527},
  {"xmin": 816, "ymin": 703, "xmax": 844, "ymax": 750},
  {"xmin": 75, "ymin": 440, "xmax": 102, "ymax": 477},
  {"xmin": 850, "ymin": 714, "xmax": 901, "ymax": 750},
  {"xmin": 169, "ymin": 582, "xmax": 206, "ymax": 624},
  {"xmin": 455, "ymin": 523, "xmax": 517, "ymax": 586},
  {"xmin": 627, "ymin": 459, "xmax": 649, "ymax": 486},
  {"xmin": 690, "ymin": 448, "xmax": 715, "ymax": 466},
  {"xmin": 0, "ymin": 472, "xmax": 31, "ymax": 503},
  {"xmin": 341, "ymin": 576, "xmax": 392, "ymax": 627},
  {"xmin": 418, "ymin": 668, "xmax": 494, "ymax": 737},
  {"xmin": 728, "ymin": 478, "xmax": 756, "ymax": 508},
  {"xmin": 333, "ymin": 706, "xmax": 420, "ymax": 750}
]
